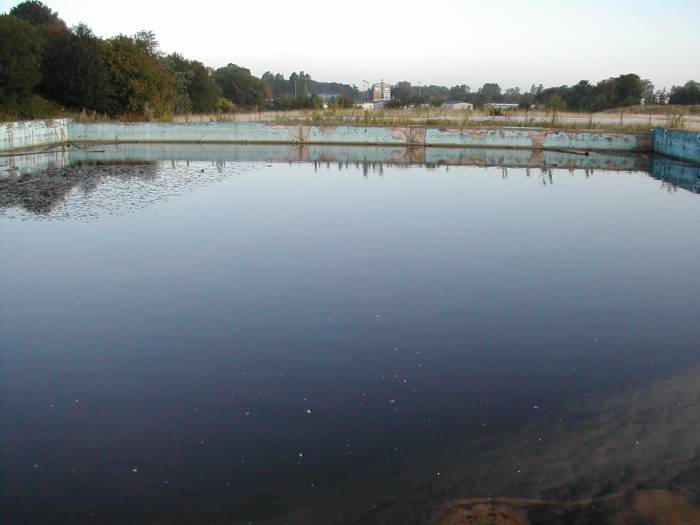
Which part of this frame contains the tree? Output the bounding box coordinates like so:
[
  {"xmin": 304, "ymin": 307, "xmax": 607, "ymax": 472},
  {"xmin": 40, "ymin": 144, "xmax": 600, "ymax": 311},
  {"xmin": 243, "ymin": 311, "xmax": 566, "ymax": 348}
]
[
  {"xmin": 134, "ymin": 29, "xmax": 160, "ymax": 56},
  {"xmin": 105, "ymin": 35, "xmax": 176, "ymax": 117},
  {"xmin": 327, "ymin": 94, "xmax": 354, "ymax": 109},
  {"xmin": 478, "ymin": 83, "xmax": 502, "ymax": 104},
  {"xmin": 40, "ymin": 23, "xmax": 113, "ymax": 113},
  {"xmin": 669, "ymin": 81, "xmax": 700, "ymax": 105},
  {"xmin": 188, "ymin": 62, "xmax": 221, "ymax": 113},
  {"xmin": 391, "ymin": 81, "xmax": 416, "ymax": 105},
  {"xmin": 641, "ymin": 79, "xmax": 655, "ymax": 105},
  {"xmin": 613, "ymin": 73, "xmax": 643, "ymax": 107},
  {"xmin": 449, "ymin": 84, "xmax": 470, "ymax": 101},
  {"xmin": 0, "ymin": 15, "xmax": 43, "ymax": 108},
  {"xmin": 547, "ymin": 93, "xmax": 567, "ymax": 112},
  {"xmin": 213, "ymin": 64, "xmax": 270, "ymax": 107},
  {"xmin": 162, "ymin": 54, "xmax": 221, "ymax": 114},
  {"xmin": 9, "ymin": 0, "xmax": 65, "ymax": 29}
]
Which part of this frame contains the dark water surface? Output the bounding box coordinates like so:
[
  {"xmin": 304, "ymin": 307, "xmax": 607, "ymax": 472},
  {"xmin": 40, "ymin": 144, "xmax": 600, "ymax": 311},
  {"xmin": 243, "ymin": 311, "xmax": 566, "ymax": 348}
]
[{"xmin": 1, "ymin": 146, "xmax": 699, "ymax": 524}]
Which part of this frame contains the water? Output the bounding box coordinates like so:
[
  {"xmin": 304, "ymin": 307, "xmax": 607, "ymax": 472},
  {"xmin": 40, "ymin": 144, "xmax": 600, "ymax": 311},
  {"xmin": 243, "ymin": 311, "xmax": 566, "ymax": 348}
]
[{"xmin": 1, "ymin": 145, "xmax": 699, "ymax": 524}]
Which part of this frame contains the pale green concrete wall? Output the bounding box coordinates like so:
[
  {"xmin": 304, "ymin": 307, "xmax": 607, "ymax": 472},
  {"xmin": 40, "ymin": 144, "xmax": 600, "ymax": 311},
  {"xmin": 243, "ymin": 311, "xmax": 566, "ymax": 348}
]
[
  {"xmin": 0, "ymin": 119, "xmax": 68, "ymax": 151},
  {"xmin": 67, "ymin": 122, "xmax": 651, "ymax": 151},
  {"xmin": 1, "ymin": 119, "xmax": 653, "ymax": 152}
]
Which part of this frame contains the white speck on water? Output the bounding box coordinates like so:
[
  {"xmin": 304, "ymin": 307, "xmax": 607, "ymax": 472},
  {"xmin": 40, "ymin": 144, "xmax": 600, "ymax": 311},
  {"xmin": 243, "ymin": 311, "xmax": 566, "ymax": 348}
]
[
  {"xmin": 298, "ymin": 452, "xmax": 303, "ymax": 458},
  {"xmin": 305, "ymin": 409, "xmax": 312, "ymax": 414},
  {"xmin": 132, "ymin": 468, "xmax": 138, "ymax": 473}
]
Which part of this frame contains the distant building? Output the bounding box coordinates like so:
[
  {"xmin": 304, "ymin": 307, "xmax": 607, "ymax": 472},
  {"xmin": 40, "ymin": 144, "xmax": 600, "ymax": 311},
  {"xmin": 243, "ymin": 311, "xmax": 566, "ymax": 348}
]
[
  {"xmin": 372, "ymin": 80, "xmax": 391, "ymax": 102},
  {"xmin": 483, "ymin": 103, "xmax": 519, "ymax": 110},
  {"xmin": 442, "ymin": 101, "xmax": 473, "ymax": 110}
]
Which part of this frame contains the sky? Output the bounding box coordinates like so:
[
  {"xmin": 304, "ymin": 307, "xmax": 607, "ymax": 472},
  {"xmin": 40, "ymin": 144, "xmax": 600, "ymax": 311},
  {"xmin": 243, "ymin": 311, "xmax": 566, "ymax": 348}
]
[{"xmin": 2, "ymin": 0, "xmax": 698, "ymax": 91}]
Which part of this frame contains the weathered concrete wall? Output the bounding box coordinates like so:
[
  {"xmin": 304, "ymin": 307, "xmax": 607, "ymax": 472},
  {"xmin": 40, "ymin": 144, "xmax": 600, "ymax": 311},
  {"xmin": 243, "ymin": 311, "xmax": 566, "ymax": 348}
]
[
  {"xmin": 0, "ymin": 120, "xmax": 654, "ymax": 153},
  {"xmin": 69, "ymin": 122, "xmax": 298, "ymax": 144},
  {"xmin": 652, "ymin": 128, "xmax": 700, "ymax": 163},
  {"xmin": 0, "ymin": 119, "xmax": 68, "ymax": 151},
  {"xmin": 66, "ymin": 122, "xmax": 651, "ymax": 152}
]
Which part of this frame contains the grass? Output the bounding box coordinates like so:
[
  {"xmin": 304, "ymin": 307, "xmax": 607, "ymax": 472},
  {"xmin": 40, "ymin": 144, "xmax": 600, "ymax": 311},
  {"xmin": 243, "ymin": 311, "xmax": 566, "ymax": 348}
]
[
  {"xmin": 176, "ymin": 107, "xmax": 698, "ymax": 132},
  {"xmin": 3, "ymin": 104, "xmax": 698, "ymax": 132}
]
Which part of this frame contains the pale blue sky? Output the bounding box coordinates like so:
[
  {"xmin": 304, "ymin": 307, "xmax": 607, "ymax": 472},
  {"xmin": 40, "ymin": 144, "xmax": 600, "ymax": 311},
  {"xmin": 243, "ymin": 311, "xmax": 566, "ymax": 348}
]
[{"xmin": 2, "ymin": 0, "xmax": 698, "ymax": 90}]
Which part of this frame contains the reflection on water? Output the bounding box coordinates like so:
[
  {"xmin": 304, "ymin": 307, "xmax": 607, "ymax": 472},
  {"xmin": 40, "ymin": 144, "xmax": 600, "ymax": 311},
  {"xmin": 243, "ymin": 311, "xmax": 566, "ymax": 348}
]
[
  {"xmin": 1, "ymin": 145, "xmax": 699, "ymax": 221},
  {"xmin": 1, "ymin": 146, "xmax": 699, "ymax": 524},
  {"xmin": 0, "ymin": 160, "xmax": 259, "ymax": 220}
]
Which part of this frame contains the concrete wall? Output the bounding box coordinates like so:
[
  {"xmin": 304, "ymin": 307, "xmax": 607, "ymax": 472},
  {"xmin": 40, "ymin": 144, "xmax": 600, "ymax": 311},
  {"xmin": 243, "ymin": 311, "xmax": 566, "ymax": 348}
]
[
  {"xmin": 0, "ymin": 119, "xmax": 655, "ymax": 153},
  {"xmin": 0, "ymin": 119, "xmax": 68, "ymax": 151},
  {"xmin": 69, "ymin": 122, "xmax": 297, "ymax": 145},
  {"xmin": 67, "ymin": 122, "xmax": 651, "ymax": 152},
  {"xmin": 652, "ymin": 128, "xmax": 700, "ymax": 163}
]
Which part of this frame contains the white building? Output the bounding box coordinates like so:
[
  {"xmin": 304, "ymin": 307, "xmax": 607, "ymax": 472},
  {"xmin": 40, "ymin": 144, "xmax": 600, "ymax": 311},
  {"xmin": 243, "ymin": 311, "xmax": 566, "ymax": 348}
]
[
  {"xmin": 483, "ymin": 103, "xmax": 519, "ymax": 110},
  {"xmin": 442, "ymin": 101, "xmax": 473, "ymax": 110}
]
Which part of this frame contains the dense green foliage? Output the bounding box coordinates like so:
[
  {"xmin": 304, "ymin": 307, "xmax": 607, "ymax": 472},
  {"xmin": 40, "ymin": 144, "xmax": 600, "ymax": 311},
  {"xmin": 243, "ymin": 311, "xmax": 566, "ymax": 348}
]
[
  {"xmin": 0, "ymin": 15, "xmax": 43, "ymax": 109},
  {"xmin": 105, "ymin": 35, "xmax": 176, "ymax": 117},
  {"xmin": 527, "ymin": 74, "xmax": 646, "ymax": 111},
  {"xmin": 1, "ymin": 1, "xmax": 248, "ymax": 118},
  {"xmin": 9, "ymin": 0, "xmax": 63, "ymax": 28},
  {"xmin": 41, "ymin": 23, "xmax": 113, "ymax": 113},
  {"xmin": 669, "ymin": 81, "xmax": 700, "ymax": 105},
  {"xmin": 213, "ymin": 64, "xmax": 270, "ymax": 108}
]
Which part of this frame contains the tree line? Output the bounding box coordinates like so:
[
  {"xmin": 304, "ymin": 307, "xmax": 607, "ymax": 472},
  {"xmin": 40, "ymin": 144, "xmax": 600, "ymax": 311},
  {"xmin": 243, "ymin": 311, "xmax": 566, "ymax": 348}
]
[
  {"xmin": 388, "ymin": 76, "xmax": 700, "ymax": 110},
  {"xmin": 0, "ymin": 2, "xmax": 275, "ymax": 118},
  {"xmin": 1, "ymin": 1, "xmax": 698, "ymax": 120}
]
